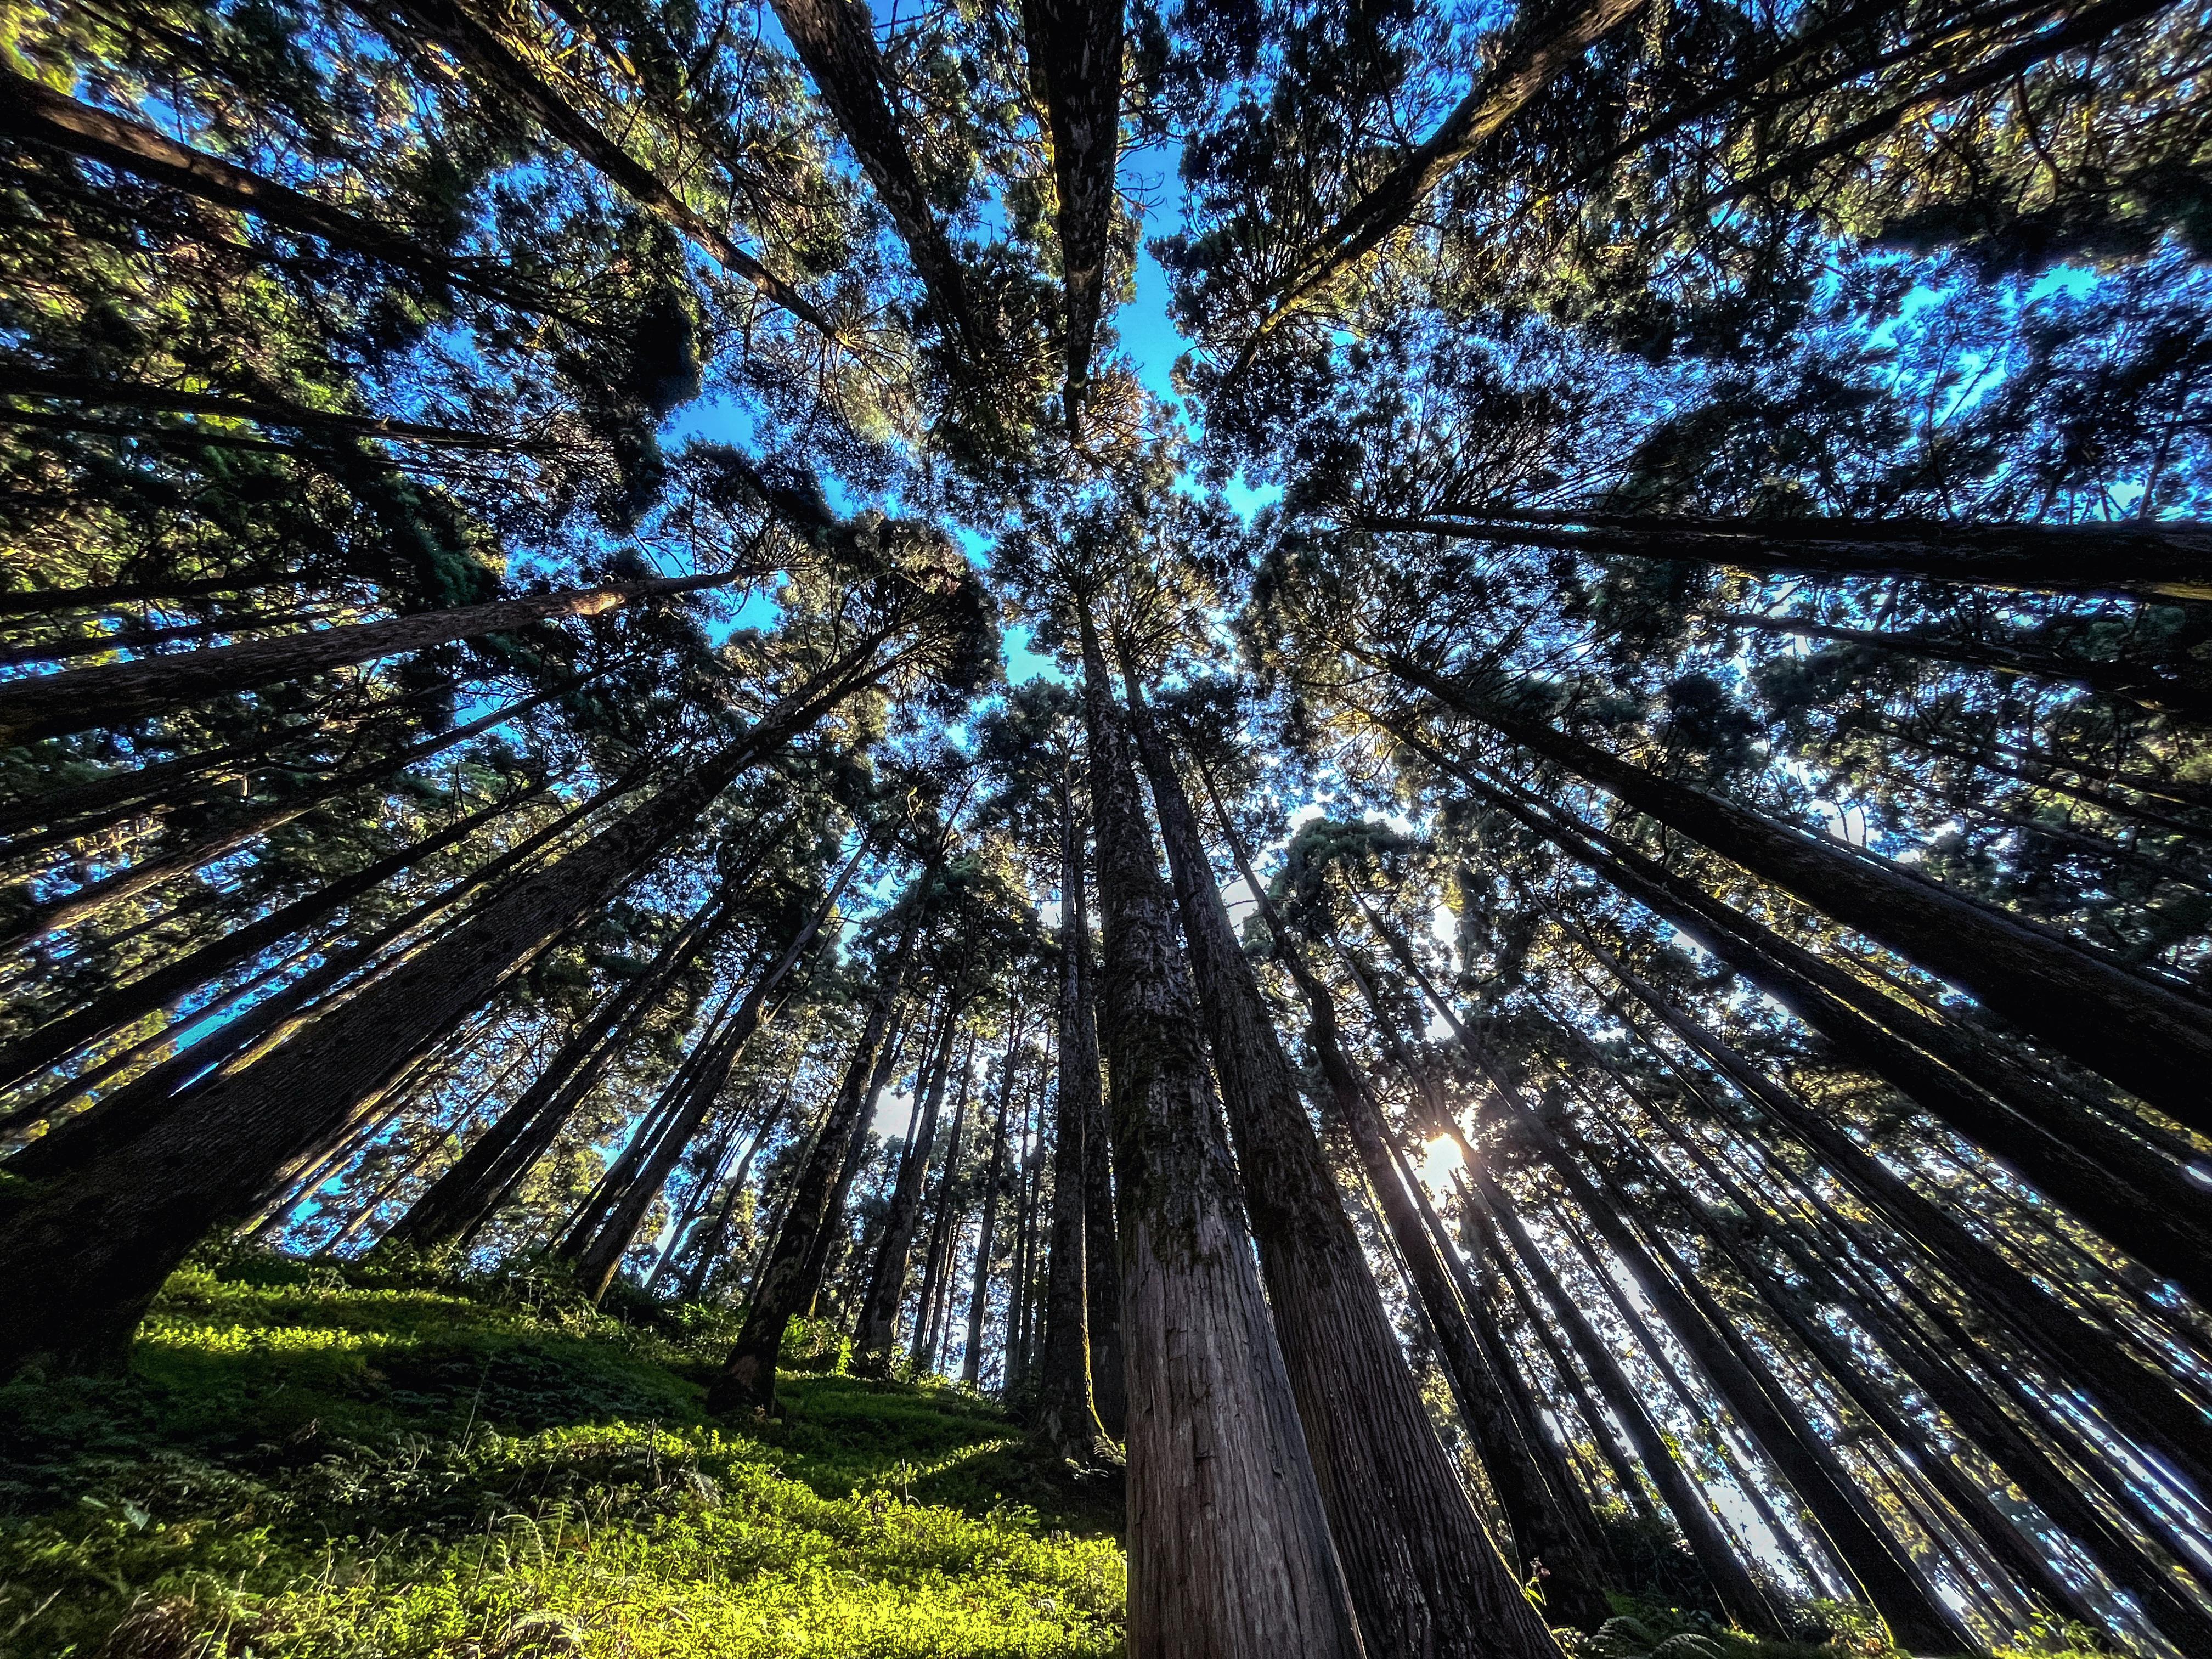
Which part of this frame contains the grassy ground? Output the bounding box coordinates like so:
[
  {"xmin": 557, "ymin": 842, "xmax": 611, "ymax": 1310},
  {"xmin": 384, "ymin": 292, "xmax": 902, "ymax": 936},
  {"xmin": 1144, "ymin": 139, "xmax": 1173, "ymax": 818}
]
[
  {"xmin": 0, "ymin": 1251, "xmax": 2102, "ymax": 1659},
  {"xmin": 0, "ymin": 1250, "xmax": 1124, "ymax": 1659}
]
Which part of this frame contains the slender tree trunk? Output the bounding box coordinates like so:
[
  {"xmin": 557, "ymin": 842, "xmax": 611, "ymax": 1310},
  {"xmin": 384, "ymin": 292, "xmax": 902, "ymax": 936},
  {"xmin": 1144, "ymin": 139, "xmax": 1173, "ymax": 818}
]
[
  {"xmin": 1127, "ymin": 677, "xmax": 1579, "ymax": 1649},
  {"xmin": 1469, "ymin": 1169, "xmax": 1791, "ymax": 1639},
  {"xmin": 1589, "ymin": 936, "xmax": 2212, "ymax": 1498},
  {"xmin": 803, "ymin": 1006, "xmax": 914, "ymax": 1314},
  {"xmin": 0, "ymin": 633, "xmax": 897, "ymax": 1374},
  {"xmin": 762, "ymin": 0, "xmax": 989, "ymax": 363},
  {"xmin": 962, "ymin": 1023, "xmax": 1018, "ymax": 1387},
  {"xmin": 0, "ymin": 571, "xmax": 730, "ymax": 746},
  {"xmin": 1358, "ymin": 509, "xmax": 2212, "ymax": 604},
  {"xmin": 1375, "ymin": 662, "xmax": 2212, "ymax": 1133},
  {"xmin": 851, "ymin": 1007, "xmax": 958, "ymax": 1373},
  {"xmin": 910, "ymin": 1031, "xmax": 977, "ymax": 1371},
  {"xmin": 1071, "ymin": 856, "xmax": 1127, "ymax": 1437},
  {"xmin": 0, "ymin": 572, "xmax": 295, "ymax": 622},
  {"xmin": 707, "ymin": 882, "xmax": 932, "ymax": 1407},
  {"xmin": 1075, "ymin": 613, "xmax": 1364, "ymax": 1659},
  {"xmin": 1036, "ymin": 780, "xmax": 1111, "ymax": 1455},
  {"xmin": 571, "ymin": 847, "xmax": 862, "ymax": 1302},
  {"xmin": 387, "ymin": 885, "xmax": 735, "ymax": 1251},
  {"xmin": 1006, "ymin": 1059, "xmax": 1050, "ymax": 1394}
]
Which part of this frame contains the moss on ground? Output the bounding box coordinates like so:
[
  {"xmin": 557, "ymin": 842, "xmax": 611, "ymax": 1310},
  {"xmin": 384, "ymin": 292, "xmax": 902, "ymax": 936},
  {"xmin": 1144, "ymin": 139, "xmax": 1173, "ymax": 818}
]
[{"xmin": 0, "ymin": 1251, "xmax": 1122, "ymax": 1658}]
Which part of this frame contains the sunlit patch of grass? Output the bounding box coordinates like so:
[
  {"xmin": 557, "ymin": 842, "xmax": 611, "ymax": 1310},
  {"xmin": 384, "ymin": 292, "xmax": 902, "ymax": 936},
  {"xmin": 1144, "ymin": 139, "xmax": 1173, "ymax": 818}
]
[{"xmin": 0, "ymin": 1252, "xmax": 1124, "ymax": 1658}]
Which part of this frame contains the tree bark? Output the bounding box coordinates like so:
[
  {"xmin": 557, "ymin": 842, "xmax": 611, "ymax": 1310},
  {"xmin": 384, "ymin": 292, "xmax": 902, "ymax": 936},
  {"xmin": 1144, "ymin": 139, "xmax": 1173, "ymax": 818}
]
[
  {"xmin": 1075, "ymin": 611, "xmax": 1364, "ymax": 1659},
  {"xmin": 910, "ymin": 1030, "xmax": 977, "ymax": 1371},
  {"xmin": 853, "ymin": 1002, "xmax": 961, "ymax": 1374},
  {"xmin": 962, "ymin": 1019, "xmax": 1019, "ymax": 1386},
  {"xmin": 1378, "ymin": 658, "xmax": 2212, "ymax": 1133},
  {"xmin": 0, "ymin": 632, "xmax": 894, "ymax": 1373},
  {"xmin": 1035, "ymin": 786, "xmax": 1110, "ymax": 1457},
  {"xmin": 1359, "ymin": 509, "xmax": 2212, "ymax": 604},
  {"xmin": 1070, "ymin": 853, "xmax": 1127, "ymax": 1437},
  {"xmin": 1018, "ymin": 0, "xmax": 1122, "ymax": 430},
  {"xmin": 0, "ymin": 571, "xmax": 731, "ymax": 746},
  {"xmin": 707, "ymin": 892, "xmax": 927, "ymax": 1412},
  {"xmin": 1126, "ymin": 672, "xmax": 1579, "ymax": 1651}
]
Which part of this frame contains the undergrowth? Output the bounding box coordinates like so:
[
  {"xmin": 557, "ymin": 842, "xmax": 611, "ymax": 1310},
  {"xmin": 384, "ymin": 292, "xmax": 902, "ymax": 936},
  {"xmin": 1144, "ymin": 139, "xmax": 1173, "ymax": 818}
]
[{"xmin": 0, "ymin": 1250, "xmax": 1122, "ymax": 1658}]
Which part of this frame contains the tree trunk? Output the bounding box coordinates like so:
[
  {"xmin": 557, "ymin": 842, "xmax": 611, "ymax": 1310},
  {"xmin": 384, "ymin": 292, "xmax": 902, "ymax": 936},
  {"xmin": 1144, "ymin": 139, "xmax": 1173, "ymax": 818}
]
[
  {"xmin": 0, "ymin": 571, "xmax": 731, "ymax": 746},
  {"xmin": 1380, "ymin": 656, "xmax": 2212, "ymax": 1134},
  {"xmin": 1469, "ymin": 1168, "xmax": 1791, "ymax": 1639},
  {"xmin": 1359, "ymin": 509, "xmax": 2212, "ymax": 604},
  {"xmin": 1075, "ymin": 612, "xmax": 1364, "ymax": 1659},
  {"xmin": 962, "ymin": 1022, "xmax": 1019, "ymax": 1387},
  {"xmin": 573, "ymin": 848, "xmax": 860, "ymax": 1301},
  {"xmin": 1017, "ymin": 0, "xmax": 1122, "ymax": 430},
  {"xmin": 853, "ymin": 1004, "xmax": 961, "ymax": 1374},
  {"xmin": 0, "ymin": 572, "xmax": 294, "ymax": 622},
  {"xmin": 1035, "ymin": 784, "xmax": 1110, "ymax": 1457},
  {"xmin": 708, "ymin": 923, "xmax": 921, "ymax": 1410},
  {"xmin": 1588, "ymin": 936, "xmax": 2212, "ymax": 1500},
  {"xmin": 1125, "ymin": 672, "xmax": 1578, "ymax": 1651},
  {"xmin": 1403, "ymin": 726, "xmax": 2212, "ymax": 1294},
  {"xmin": 386, "ymin": 884, "xmax": 735, "ymax": 1251},
  {"xmin": 910, "ymin": 1030, "xmax": 977, "ymax": 1372},
  {"xmin": 1070, "ymin": 853, "xmax": 1127, "ymax": 1437},
  {"xmin": 763, "ymin": 0, "xmax": 990, "ymax": 364},
  {"xmin": 803, "ymin": 1004, "xmax": 915, "ymax": 1313},
  {"xmin": 0, "ymin": 633, "xmax": 894, "ymax": 1374}
]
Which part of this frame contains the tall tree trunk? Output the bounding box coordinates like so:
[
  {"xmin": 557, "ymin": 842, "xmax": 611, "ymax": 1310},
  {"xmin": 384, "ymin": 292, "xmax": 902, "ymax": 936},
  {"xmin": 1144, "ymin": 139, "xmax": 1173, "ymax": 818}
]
[
  {"xmin": 707, "ymin": 889, "xmax": 929, "ymax": 1412},
  {"xmin": 1035, "ymin": 785, "xmax": 1110, "ymax": 1457},
  {"xmin": 910, "ymin": 1031, "xmax": 977, "ymax": 1371},
  {"xmin": 1376, "ymin": 657, "xmax": 2212, "ymax": 1133},
  {"xmin": 1588, "ymin": 936, "xmax": 2212, "ymax": 1498},
  {"xmin": 1125, "ymin": 673, "xmax": 1579, "ymax": 1650},
  {"xmin": 0, "ymin": 632, "xmax": 895, "ymax": 1374},
  {"xmin": 573, "ymin": 848, "xmax": 861, "ymax": 1301},
  {"xmin": 763, "ymin": 0, "xmax": 991, "ymax": 365},
  {"xmin": 387, "ymin": 885, "xmax": 736, "ymax": 1251},
  {"xmin": 0, "ymin": 572, "xmax": 294, "ymax": 622},
  {"xmin": 0, "ymin": 571, "xmax": 730, "ymax": 745},
  {"xmin": 962, "ymin": 1022, "xmax": 1019, "ymax": 1387},
  {"xmin": 9, "ymin": 770, "xmax": 640, "ymax": 1173},
  {"xmin": 1468, "ymin": 1169, "xmax": 1791, "ymax": 1638},
  {"xmin": 1070, "ymin": 853, "xmax": 1127, "ymax": 1437},
  {"xmin": 1017, "ymin": 0, "xmax": 1122, "ymax": 430},
  {"xmin": 0, "ymin": 782, "xmax": 545, "ymax": 1096},
  {"xmin": 853, "ymin": 1005, "xmax": 961, "ymax": 1374},
  {"xmin": 1358, "ymin": 509, "xmax": 2212, "ymax": 604},
  {"xmin": 1075, "ymin": 612, "xmax": 1364, "ymax": 1659},
  {"xmin": 803, "ymin": 1007, "xmax": 914, "ymax": 1313}
]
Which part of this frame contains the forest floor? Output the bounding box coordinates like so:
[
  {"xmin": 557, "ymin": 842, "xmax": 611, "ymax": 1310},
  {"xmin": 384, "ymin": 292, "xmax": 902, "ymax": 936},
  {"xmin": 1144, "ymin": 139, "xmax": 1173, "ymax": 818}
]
[
  {"xmin": 0, "ymin": 1252, "xmax": 2073, "ymax": 1659},
  {"xmin": 0, "ymin": 1251, "xmax": 1125, "ymax": 1658}
]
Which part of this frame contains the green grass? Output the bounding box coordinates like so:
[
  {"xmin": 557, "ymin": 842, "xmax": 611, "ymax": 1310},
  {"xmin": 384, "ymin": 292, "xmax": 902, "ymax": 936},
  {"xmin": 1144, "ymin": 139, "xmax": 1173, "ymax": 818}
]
[{"xmin": 0, "ymin": 1251, "xmax": 1124, "ymax": 1658}]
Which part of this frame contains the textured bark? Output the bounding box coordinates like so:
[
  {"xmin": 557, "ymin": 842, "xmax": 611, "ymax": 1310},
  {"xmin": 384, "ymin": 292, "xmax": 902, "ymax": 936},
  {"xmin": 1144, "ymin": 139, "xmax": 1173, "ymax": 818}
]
[
  {"xmin": 0, "ymin": 635, "xmax": 892, "ymax": 1373},
  {"xmin": 853, "ymin": 1005, "xmax": 961, "ymax": 1373},
  {"xmin": 1017, "ymin": 0, "xmax": 1123, "ymax": 428},
  {"xmin": 708, "ymin": 900, "xmax": 925, "ymax": 1413},
  {"xmin": 0, "ymin": 573, "xmax": 729, "ymax": 746},
  {"xmin": 1231, "ymin": 0, "xmax": 1642, "ymax": 370},
  {"xmin": 1035, "ymin": 789, "xmax": 1110, "ymax": 1458},
  {"xmin": 1382, "ymin": 657, "xmax": 2212, "ymax": 1133},
  {"xmin": 1071, "ymin": 860, "xmax": 1127, "ymax": 1438},
  {"xmin": 764, "ymin": 0, "xmax": 991, "ymax": 365},
  {"xmin": 961, "ymin": 1023, "xmax": 1019, "ymax": 1386},
  {"xmin": 1126, "ymin": 674, "xmax": 1574, "ymax": 1652},
  {"xmin": 1076, "ymin": 614, "xmax": 1364, "ymax": 1659},
  {"xmin": 1470, "ymin": 1169, "xmax": 1790, "ymax": 1639},
  {"xmin": 1361, "ymin": 510, "xmax": 2212, "ymax": 604},
  {"xmin": 0, "ymin": 573, "xmax": 290, "ymax": 620},
  {"xmin": 1592, "ymin": 939, "xmax": 2212, "ymax": 1499}
]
